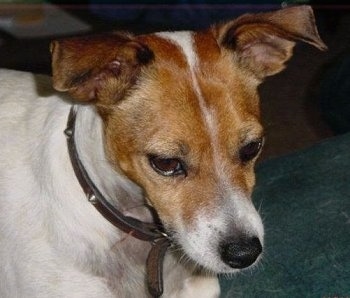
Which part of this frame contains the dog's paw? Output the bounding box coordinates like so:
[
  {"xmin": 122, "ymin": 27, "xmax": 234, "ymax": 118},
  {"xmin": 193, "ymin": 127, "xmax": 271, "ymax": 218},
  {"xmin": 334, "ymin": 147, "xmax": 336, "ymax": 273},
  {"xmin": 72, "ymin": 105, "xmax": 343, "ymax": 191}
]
[{"xmin": 172, "ymin": 276, "xmax": 220, "ymax": 298}]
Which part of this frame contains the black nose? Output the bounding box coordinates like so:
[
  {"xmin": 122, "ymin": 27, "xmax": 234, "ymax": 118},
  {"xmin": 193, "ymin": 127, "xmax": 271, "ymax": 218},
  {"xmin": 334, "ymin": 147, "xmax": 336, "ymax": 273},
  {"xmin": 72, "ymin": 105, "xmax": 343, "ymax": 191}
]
[{"xmin": 219, "ymin": 236, "xmax": 262, "ymax": 269}]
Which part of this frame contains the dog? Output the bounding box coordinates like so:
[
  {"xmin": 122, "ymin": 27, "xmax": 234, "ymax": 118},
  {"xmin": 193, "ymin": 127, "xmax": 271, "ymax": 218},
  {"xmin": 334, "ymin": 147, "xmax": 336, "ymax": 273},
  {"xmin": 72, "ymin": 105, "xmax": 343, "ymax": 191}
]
[{"xmin": 0, "ymin": 5, "xmax": 326, "ymax": 298}]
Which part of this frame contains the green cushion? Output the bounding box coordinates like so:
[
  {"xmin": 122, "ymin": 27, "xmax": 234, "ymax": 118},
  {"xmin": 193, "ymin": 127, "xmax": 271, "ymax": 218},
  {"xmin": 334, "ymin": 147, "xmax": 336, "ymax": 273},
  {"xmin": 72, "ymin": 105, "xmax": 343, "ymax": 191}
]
[{"xmin": 220, "ymin": 133, "xmax": 350, "ymax": 297}]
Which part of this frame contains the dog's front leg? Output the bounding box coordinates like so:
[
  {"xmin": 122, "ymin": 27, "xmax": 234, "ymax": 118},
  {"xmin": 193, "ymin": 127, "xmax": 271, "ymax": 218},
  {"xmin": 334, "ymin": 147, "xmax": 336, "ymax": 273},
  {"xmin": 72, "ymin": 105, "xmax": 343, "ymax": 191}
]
[{"xmin": 171, "ymin": 275, "xmax": 220, "ymax": 298}]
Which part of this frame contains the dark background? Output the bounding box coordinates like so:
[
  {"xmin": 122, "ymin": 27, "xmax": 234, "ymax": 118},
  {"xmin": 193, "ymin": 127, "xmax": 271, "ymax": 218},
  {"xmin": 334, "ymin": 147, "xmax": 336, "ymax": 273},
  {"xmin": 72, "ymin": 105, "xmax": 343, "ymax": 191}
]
[{"xmin": 1, "ymin": 1, "xmax": 349, "ymax": 160}]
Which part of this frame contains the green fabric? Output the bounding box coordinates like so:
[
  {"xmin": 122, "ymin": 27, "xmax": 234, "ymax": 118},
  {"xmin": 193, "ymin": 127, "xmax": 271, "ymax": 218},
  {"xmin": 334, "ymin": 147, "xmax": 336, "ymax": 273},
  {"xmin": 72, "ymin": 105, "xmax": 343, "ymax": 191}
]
[{"xmin": 220, "ymin": 133, "xmax": 350, "ymax": 297}]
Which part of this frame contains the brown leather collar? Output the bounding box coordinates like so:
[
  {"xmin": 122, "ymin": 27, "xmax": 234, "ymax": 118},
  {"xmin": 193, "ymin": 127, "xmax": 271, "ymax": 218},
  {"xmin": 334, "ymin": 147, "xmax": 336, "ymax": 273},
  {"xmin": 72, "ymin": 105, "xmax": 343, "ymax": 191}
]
[{"xmin": 64, "ymin": 106, "xmax": 171, "ymax": 297}]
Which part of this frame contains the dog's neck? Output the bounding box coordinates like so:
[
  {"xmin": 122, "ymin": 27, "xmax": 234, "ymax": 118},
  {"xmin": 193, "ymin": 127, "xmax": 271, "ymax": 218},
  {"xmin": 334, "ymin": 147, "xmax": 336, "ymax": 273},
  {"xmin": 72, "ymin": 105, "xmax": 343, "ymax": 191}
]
[
  {"xmin": 73, "ymin": 105, "xmax": 151, "ymax": 221},
  {"xmin": 70, "ymin": 105, "xmax": 171, "ymax": 296}
]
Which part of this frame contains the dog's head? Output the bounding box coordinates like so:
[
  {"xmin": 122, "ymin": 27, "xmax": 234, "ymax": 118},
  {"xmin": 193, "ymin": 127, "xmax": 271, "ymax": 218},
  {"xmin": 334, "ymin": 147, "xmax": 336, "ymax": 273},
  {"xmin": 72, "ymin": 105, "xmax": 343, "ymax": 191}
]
[{"xmin": 51, "ymin": 6, "xmax": 326, "ymax": 273}]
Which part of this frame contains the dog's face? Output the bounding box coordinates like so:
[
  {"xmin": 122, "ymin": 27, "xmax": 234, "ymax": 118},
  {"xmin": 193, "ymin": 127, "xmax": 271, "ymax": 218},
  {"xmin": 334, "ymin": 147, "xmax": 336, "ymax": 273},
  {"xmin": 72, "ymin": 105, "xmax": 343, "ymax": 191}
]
[
  {"xmin": 51, "ymin": 6, "xmax": 326, "ymax": 273},
  {"xmin": 103, "ymin": 31, "xmax": 265, "ymax": 273}
]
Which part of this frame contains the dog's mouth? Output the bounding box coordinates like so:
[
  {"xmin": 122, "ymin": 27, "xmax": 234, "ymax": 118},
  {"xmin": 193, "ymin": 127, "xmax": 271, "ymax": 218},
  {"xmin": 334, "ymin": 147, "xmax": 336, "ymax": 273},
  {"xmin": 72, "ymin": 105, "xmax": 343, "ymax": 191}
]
[
  {"xmin": 156, "ymin": 201, "xmax": 264, "ymax": 274},
  {"xmin": 142, "ymin": 198, "xmax": 264, "ymax": 275}
]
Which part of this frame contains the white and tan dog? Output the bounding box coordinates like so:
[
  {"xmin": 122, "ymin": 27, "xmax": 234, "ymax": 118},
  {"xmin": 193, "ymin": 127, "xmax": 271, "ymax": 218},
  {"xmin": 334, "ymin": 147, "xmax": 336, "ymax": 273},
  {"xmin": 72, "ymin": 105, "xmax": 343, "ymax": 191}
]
[{"xmin": 0, "ymin": 5, "xmax": 325, "ymax": 298}]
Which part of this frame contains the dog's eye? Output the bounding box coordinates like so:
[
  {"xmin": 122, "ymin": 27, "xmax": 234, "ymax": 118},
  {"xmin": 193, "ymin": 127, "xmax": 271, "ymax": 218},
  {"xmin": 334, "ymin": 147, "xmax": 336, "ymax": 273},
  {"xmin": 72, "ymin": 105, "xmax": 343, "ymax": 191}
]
[
  {"xmin": 239, "ymin": 139, "xmax": 263, "ymax": 163},
  {"xmin": 149, "ymin": 155, "xmax": 186, "ymax": 177}
]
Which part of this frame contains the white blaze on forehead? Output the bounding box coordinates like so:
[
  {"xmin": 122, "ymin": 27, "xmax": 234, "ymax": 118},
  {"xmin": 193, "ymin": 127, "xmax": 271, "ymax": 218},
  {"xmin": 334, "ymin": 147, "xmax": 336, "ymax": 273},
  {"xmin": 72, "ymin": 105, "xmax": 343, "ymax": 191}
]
[{"xmin": 156, "ymin": 31, "xmax": 227, "ymax": 184}]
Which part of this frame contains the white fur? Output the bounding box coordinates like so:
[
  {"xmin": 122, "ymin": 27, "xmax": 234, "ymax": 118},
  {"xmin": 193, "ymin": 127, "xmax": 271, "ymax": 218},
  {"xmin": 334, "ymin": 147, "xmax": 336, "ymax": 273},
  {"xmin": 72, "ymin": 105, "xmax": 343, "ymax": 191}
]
[
  {"xmin": 0, "ymin": 69, "xmax": 219, "ymax": 297},
  {"xmin": 171, "ymin": 276, "xmax": 220, "ymax": 298}
]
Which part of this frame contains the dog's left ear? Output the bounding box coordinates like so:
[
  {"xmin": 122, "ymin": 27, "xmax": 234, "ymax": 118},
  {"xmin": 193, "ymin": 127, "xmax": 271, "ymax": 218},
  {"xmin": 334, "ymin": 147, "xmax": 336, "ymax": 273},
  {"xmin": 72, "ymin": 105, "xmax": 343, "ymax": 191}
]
[
  {"xmin": 50, "ymin": 32, "xmax": 154, "ymax": 103},
  {"xmin": 214, "ymin": 5, "xmax": 327, "ymax": 80}
]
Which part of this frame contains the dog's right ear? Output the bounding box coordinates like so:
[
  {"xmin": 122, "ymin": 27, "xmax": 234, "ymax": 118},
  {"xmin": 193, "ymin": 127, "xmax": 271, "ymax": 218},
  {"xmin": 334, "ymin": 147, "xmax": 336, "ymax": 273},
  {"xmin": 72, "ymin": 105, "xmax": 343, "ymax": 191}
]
[
  {"xmin": 213, "ymin": 5, "xmax": 327, "ymax": 80},
  {"xmin": 50, "ymin": 32, "xmax": 154, "ymax": 103}
]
